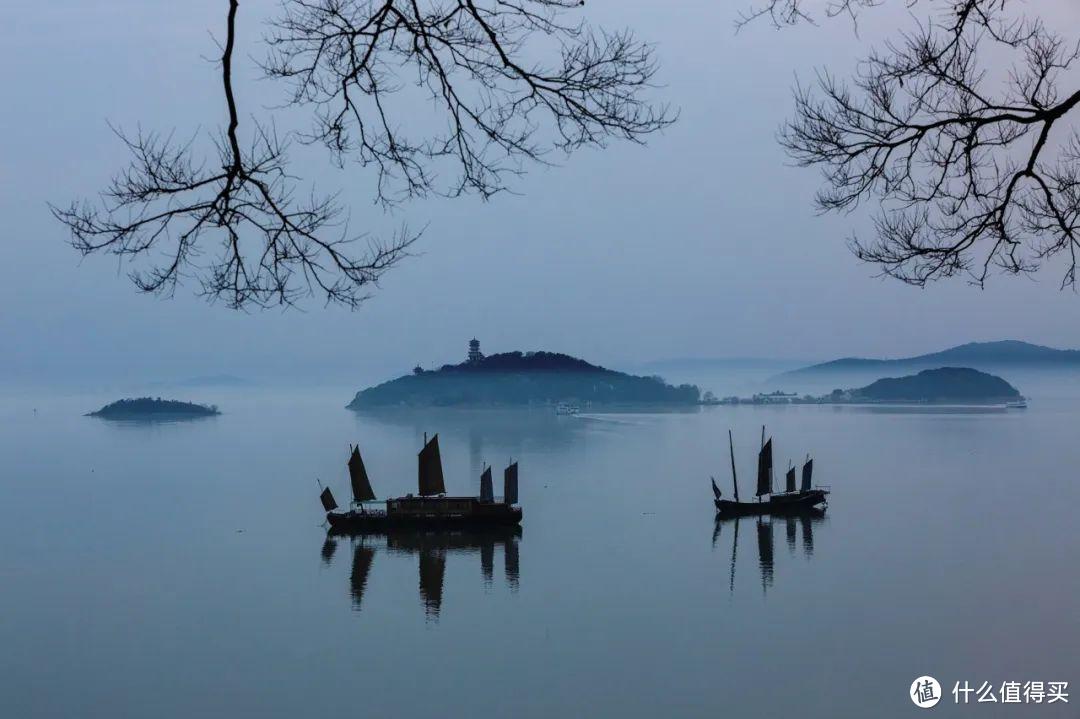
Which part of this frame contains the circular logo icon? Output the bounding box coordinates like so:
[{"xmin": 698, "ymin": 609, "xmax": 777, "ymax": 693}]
[{"xmin": 911, "ymin": 676, "xmax": 942, "ymax": 708}]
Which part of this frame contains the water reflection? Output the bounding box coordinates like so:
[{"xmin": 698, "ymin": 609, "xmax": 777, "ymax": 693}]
[
  {"xmin": 757, "ymin": 518, "xmax": 774, "ymax": 590},
  {"xmin": 320, "ymin": 537, "xmax": 337, "ymax": 565},
  {"xmin": 322, "ymin": 526, "xmax": 522, "ymax": 619},
  {"xmin": 352, "ymin": 406, "xmax": 591, "ymax": 458},
  {"xmin": 713, "ymin": 510, "xmax": 826, "ymax": 594},
  {"xmin": 350, "ymin": 543, "xmax": 376, "ymax": 610},
  {"xmin": 837, "ymin": 404, "xmax": 1007, "ymax": 416}
]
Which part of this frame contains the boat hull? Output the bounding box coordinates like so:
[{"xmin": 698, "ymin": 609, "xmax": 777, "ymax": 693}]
[
  {"xmin": 715, "ymin": 489, "xmax": 828, "ymax": 517},
  {"xmin": 327, "ymin": 505, "xmax": 522, "ymax": 532},
  {"xmin": 327, "ymin": 523, "xmax": 523, "ymax": 546}
]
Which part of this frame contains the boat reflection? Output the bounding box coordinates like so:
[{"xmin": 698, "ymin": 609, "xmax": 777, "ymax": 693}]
[
  {"xmin": 713, "ymin": 508, "xmax": 826, "ymax": 594},
  {"xmin": 322, "ymin": 525, "xmax": 522, "ymax": 619}
]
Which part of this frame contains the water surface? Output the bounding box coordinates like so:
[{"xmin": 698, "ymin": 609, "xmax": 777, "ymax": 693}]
[{"xmin": 0, "ymin": 385, "xmax": 1076, "ymax": 717}]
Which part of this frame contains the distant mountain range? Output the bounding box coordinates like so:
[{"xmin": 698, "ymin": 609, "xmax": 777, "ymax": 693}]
[
  {"xmin": 777, "ymin": 341, "xmax": 1080, "ymax": 381},
  {"xmin": 348, "ymin": 351, "xmax": 701, "ymax": 408}
]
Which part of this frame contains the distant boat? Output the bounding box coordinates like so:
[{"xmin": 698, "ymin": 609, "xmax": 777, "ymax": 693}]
[
  {"xmin": 320, "ymin": 435, "xmax": 522, "ymax": 531},
  {"xmin": 554, "ymin": 402, "xmax": 581, "ymax": 416},
  {"xmin": 1005, "ymin": 399, "xmax": 1028, "ymax": 409},
  {"xmin": 711, "ymin": 427, "xmax": 829, "ymax": 517}
]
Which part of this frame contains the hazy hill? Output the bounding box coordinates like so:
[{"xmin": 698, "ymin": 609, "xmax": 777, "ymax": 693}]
[
  {"xmin": 347, "ymin": 351, "xmax": 700, "ymax": 408},
  {"xmin": 850, "ymin": 368, "xmax": 1021, "ymax": 403},
  {"xmin": 778, "ymin": 341, "xmax": 1080, "ymax": 381},
  {"xmin": 87, "ymin": 398, "xmax": 220, "ymax": 419}
]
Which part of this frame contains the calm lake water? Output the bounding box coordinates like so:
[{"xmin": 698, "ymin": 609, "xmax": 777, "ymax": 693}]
[{"xmin": 1, "ymin": 378, "xmax": 1077, "ymax": 718}]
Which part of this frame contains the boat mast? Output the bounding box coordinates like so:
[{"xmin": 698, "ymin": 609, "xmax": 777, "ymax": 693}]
[
  {"xmin": 759, "ymin": 425, "xmax": 765, "ymax": 503},
  {"xmin": 728, "ymin": 429, "xmax": 740, "ymax": 502}
]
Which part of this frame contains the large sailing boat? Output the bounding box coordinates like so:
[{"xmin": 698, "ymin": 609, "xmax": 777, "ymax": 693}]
[
  {"xmin": 711, "ymin": 427, "xmax": 828, "ymax": 517},
  {"xmin": 320, "ymin": 434, "xmax": 523, "ymax": 531}
]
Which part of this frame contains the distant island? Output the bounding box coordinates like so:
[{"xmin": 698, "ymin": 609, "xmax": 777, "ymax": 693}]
[
  {"xmin": 87, "ymin": 398, "xmax": 221, "ymax": 419},
  {"xmin": 776, "ymin": 340, "xmax": 1080, "ymax": 382},
  {"xmin": 348, "ymin": 339, "xmax": 700, "ymax": 409},
  {"xmin": 715, "ymin": 368, "xmax": 1022, "ymax": 405},
  {"xmin": 845, "ymin": 367, "xmax": 1021, "ymax": 403}
]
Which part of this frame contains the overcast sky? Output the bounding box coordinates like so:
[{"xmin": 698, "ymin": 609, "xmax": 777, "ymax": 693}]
[{"xmin": 4, "ymin": 1, "xmax": 1080, "ymax": 384}]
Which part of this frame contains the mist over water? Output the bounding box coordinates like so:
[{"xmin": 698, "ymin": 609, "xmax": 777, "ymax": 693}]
[{"xmin": 1, "ymin": 374, "xmax": 1076, "ymax": 718}]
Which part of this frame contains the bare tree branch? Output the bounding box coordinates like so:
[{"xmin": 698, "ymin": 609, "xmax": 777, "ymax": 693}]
[
  {"xmin": 737, "ymin": 0, "xmax": 885, "ymax": 31},
  {"xmin": 54, "ymin": 0, "xmax": 672, "ymax": 309},
  {"xmin": 750, "ymin": 1, "xmax": 1080, "ymax": 289},
  {"xmin": 52, "ymin": 0, "xmax": 416, "ymax": 309},
  {"xmin": 262, "ymin": 0, "xmax": 675, "ymax": 204}
]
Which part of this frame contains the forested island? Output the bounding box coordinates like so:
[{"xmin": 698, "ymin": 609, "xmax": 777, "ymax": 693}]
[
  {"xmin": 845, "ymin": 367, "xmax": 1021, "ymax": 403},
  {"xmin": 87, "ymin": 398, "xmax": 221, "ymax": 419},
  {"xmin": 348, "ymin": 346, "xmax": 700, "ymax": 409},
  {"xmin": 719, "ymin": 367, "xmax": 1022, "ymax": 405}
]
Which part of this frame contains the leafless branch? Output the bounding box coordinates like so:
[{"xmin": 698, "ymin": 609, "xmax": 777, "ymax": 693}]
[
  {"xmin": 749, "ymin": 0, "xmax": 1080, "ymax": 289},
  {"xmin": 262, "ymin": 0, "xmax": 675, "ymax": 204},
  {"xmin": 53, "ymin": 0, "xmax": 415, "ymax": 309},
  {"xmin": 737, "ymin": 0, "xmax": 885, "ymax": 31},
  {"xmin": 56, "ymin": 0, "xmax": 671, "ymax": 308}
]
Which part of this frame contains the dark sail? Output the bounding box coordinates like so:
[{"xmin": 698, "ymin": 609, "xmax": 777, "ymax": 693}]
[
  {"xmin": 801, "ymin": 458, "xmax": 813, "ymax": 492},
  {"xmin": 348, "ymin": 445, "xmax": 376, "ymax": 503},
  {"xmin": 503, "ymin": 462, "xmax": 519, "ymax": 505},
  {"xmin": 320, "ymin": 487, "xmax": 338, "ymax": 512},
  {"xmin": 418, "ymin": 434, "xmax": 446, "ymax": 496},
  {"xmin": 756, "ymin": 439, "xmax": 773, "ymax": 497},
  {"xmin": 785, "ymin": 466, "xmax": 796, "ymax": 493},
  {"xmin": 480, "ymin": 466, "xmax": 494, "ymax": 502}
]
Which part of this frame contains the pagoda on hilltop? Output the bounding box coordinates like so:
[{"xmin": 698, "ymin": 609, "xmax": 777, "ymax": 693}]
[{"xmin": 468, "ymin": 338, "xmax": 484, "ymax": 364}]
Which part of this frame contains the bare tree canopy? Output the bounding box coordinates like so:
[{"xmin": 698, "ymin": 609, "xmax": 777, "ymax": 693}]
[
  {"xmin": 749, "ymin": 1, "xmax": 1080, "ymax": 289},
  {"xmin": 54, "ymin": 0, "xmax": 672, "ymax": 309}
]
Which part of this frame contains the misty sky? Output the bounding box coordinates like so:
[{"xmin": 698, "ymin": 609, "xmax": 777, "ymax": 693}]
[{"xmin": 4, "ymin": 1, "xmax": 1080, "ymax": 384}]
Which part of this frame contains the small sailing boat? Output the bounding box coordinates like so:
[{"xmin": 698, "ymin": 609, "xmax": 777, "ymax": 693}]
[
  {"xmin": 321, "ymin": 435, "xmax": 523, "ymax": 532},
  {"xmin": 712, "ymin": 427, "xmax": 829, "ymax": 517}
]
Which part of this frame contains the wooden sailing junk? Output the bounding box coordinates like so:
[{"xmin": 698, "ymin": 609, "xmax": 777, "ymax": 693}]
[
  {"xmin": 321, "ymin": 434, "xmax": 523, "ymax": 531},
  {"xmin": 712, "ymin": 427, "xmax": 829, "ymax": 517}
]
